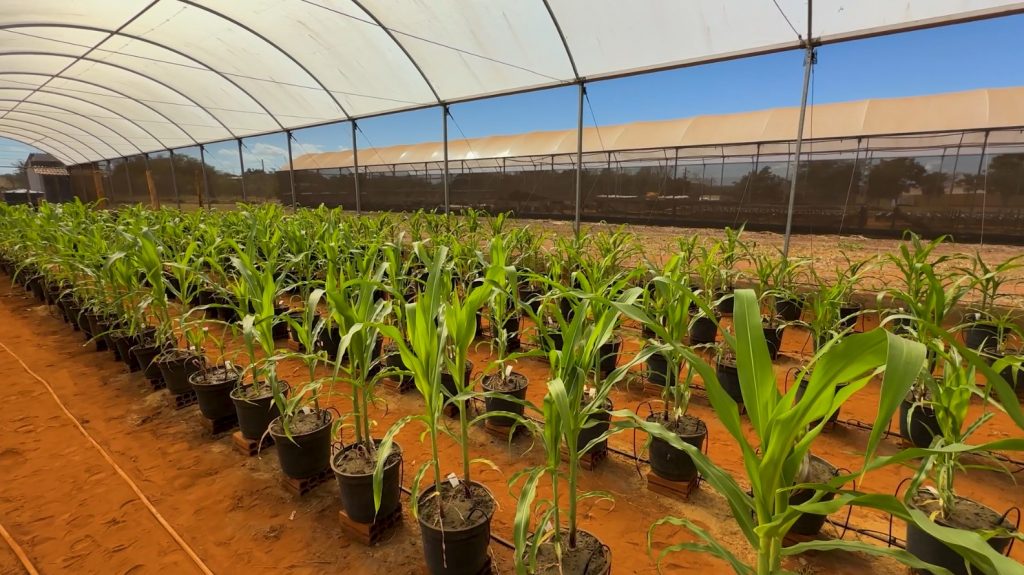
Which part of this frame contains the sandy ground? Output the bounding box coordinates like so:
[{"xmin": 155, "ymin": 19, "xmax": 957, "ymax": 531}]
[{"xmin": 1, "ymin": 271, "xmax": 1022, "ymax": 574}]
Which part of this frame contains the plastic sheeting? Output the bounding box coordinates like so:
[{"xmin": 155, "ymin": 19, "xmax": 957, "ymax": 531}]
[{"xmin": 0, "ymin": 0, "xmax": 1022, "ymax": 165}]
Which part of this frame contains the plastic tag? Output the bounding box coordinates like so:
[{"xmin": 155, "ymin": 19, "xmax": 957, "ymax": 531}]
[
  {"xmin": 587, "ymin": 387, "xmax": 596, "ymax": 399},
  {"xmin": 300, "ymin": 406, "xmax": 313, "ymax": 415},
  {"xmin": 446, "ymin": 472, "xmax": 460, "ymax": 487},
  {"xmin": 225, "ymin": 360, "xmax": 233, "ymax": 370}
]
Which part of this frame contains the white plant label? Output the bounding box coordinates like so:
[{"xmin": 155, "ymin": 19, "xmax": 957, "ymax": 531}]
[
  {"xmin": 300, "ymin": 406, "xmax": 313, "ymax": 415},
  {"xmin": 225, "ymin": 360, "xmax": 233, "ymax": 370},
  {"xmin": 587, "ymin": 387, "xmax": 596, "ymax": 399},
  {"xmin": 446, "ymin": 472, "xmax": 460, "ymax": 488}
]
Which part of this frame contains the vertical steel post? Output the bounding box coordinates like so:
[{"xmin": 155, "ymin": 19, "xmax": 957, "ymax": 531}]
[
  {"xmin": 237, "ymin": 138, "xmax": 247, "ymax": 202},
  {"xmin": 199, "ymin": 145, "xmax": 210, "ymax": 208},
  {"xmin": 948, "ymin": 132, "xmax": 966, "ymax": 195},
  {"xmin": 782, "ymin": 1, "xmax": 815, "ymax": 260},
  {"xmin": 442, "ymin": 105, "xmax": 450, "ymax": 214},
  {"xmin": 286, "ymin": 130, "xmax": 297, "ymax": 208},
  {"xmin": 143, "ymin": 153, "xmax": 159, "ymax": 208},
  {"xmin": 574, "ymin": 81, "xmax": 584, "ymax": 234},
  {"xmin": 352, "ymin": 121, "xmax": 361, "ymax": 215},
  {"xmin": 169, "ymin": 149, "xmax": 180, "ymax": 209},
  {"xmin": 124, "ymin": 157, "xmax": 134, "ymax": 200},
  {"xmin": 978, "ymin": 130, "xmax": 991, "ymax": 246}
]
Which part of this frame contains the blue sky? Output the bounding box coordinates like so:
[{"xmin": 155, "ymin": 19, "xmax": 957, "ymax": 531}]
[{"xmin": 3, "ymin": 12, "xmax": 1024, "ymax": 174}]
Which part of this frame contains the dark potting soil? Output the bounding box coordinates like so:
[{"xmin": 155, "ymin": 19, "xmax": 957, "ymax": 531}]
[
  {"xmin": 534, "ymin": 530, "xmax": 610, "ymax": 575},
  {"xmin": 157, "ymin": 348, "xmax": 200, "ymax": 363},
  {"xmin": 482, "ymin": 371, "xmax": 527, "ymax": 393},
  {"xmin": 649, "ymin": 412, "xmax": 706, "ymax": 437},
  {"xmin": 232, "ymin": 382, "xmax": 274, "ymax": 401},
  {"xmin": 912, "ymin": 492, "xmax": 1014, "ymax": 532},
  {"xmin": 419, "ymin": 481, "xmax": 495, "ymax": 531},
  {"xmin": 191, "ymin": 365, "xmax": 239, "ymax": 387},
  {"xmin": 334, "ymin": 443, "xmax": 402, "ymax": 476},
  {"xmin": 270, "ymin": 410, "xmax": 329, "ymax": 436}
]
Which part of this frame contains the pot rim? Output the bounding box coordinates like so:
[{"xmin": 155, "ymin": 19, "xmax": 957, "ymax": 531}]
[
  {"xmin": 330, "ymin": 439, "xmax": 403, "ymax": 478},
  {"xmin": 416, "ymin": 479, "xmax": 496, "ymax": 533},
  {"xmin": 267, "ymin": 411, "xmax": 333, "ymax": 440}
]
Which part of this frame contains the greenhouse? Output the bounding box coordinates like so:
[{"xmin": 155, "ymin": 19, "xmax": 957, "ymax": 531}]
[{"xmin": 2, "ymin": 2, "xmax": 1024, "ymax": 575}]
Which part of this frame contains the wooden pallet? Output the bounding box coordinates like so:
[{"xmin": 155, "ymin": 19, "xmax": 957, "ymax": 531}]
[
  {"xmin": 280, "ymin": 467, "xmax": 332, "ymax": 497},
  {"xmin": 421, "ymin": 555, "xmax": 492, "ymax": 575},
  {"xmin": 338, "ymin": 505, "xmax": 403, "ymax": 546},
  {"xmin": 646, "ymin": 471, "xmax": 699, "ymax": 501},
  {"xmin": 231, "ymin": 431, "xmax": 274, "ymax": 456},
  {"xmin": 560, "ymin": 445, "xmax": 608, "ymax": 471},
  {"xmin": 200, "ymin": 413, "xmax": 238, "ymax": 437},
  {"xmin": 171, "ymin": 389, "xmax": 197, "ymax": 410}
]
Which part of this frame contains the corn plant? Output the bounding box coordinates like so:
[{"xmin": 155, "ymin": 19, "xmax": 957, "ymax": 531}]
[{"xmin": 613, "ymin": 288, "xmax": 937, "ymax": 575}]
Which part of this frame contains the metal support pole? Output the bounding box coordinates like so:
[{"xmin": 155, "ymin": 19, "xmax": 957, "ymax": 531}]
[
  {"xmin": 781, "ymin": 28, "xmax": 816, "ymax": 259},
  {"xmin": 92, "ymin": 162, "xmax": 106, "ymax": 206},
  {"xmin": 124, "ymin": 157, "xmax": 134, "ymax": 200},
  {"xmin": 237, "ymin": 139, "xmax": 247, "ymax": 202},
  {"xmin": 442, "ymin": 105, "xmax": 450, "ymax": 214},
  {"xmin": 286, "ymin": 130, "xmax": 297, "ymax": 208},
  {"xmin": 978, "ymin": 129, "xmax": 991, "ymax": 245},
  {"xmin": 351, "ymin": 121, "xmax": 361, "ymax": 215},
  {"xmin": 143, "ymin": 153, "xmax": 159, "ymax": 208},
  {"xmin": 169, "ymin": 150, "xmax": 180, "ymax": 209},
  {"xmin": 574, "ymin": 81, "xmax": 585, "ymax": 234},
  {"xmin": 948, "ymin": 132, "xmax": 965, "ymax": 195},
  {"xmin": 199, "ymin": 145, "xmax": 210, "ymax": 208}
]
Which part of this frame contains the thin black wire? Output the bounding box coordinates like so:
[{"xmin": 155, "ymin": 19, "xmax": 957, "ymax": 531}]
[{"xmin": 772, "ymin": 0, "xmax": 804, "ymax": 42}]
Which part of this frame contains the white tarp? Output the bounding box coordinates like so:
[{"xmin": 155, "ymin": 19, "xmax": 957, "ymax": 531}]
[{"xmin": 0, "ymin": 0, "xmax": 1020, "ymax": 164}]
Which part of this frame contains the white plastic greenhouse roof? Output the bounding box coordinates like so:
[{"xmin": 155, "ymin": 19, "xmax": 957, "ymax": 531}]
[{"xmin": 1, "ymin": 0, "xmax": 1022, "ymax": 166}]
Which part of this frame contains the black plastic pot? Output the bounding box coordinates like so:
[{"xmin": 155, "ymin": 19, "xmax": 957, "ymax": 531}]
[
  {"xmin": 963, "ymin": 320, "xmax": 1000, "ymax": 351},
  {"xmin": 787, "ymin": 455, "xmax": 838, "ymax": 536},
  {"xmin": 111, "ymin": 333, "xmax": 141, "ymax": 371},
  {"xmin": 156, "ymin": 351, "xmax": 204, "ymax": 395},
  {"xmin": 763, "ymin": 324, "xmax": 784, "ymax": 360},
  {"xmin": 382, "ymin": 342, "xmax": 408, "ymax": 387},
  {"xmin": 231, "ymin": 381, "xmax": 287, "ymax": 440},
  {"xmin": 332, "ymin": 440, "xmax": 403, "ymax": 524},
  {"xmin": 716, "ymin": 358, "xmax": 743, "ymax": 405},
  {"xmin": 775, "ymin": 297, "xmax": 804, "ymax": 322},
  {"xmin": 316, "ymin": 325, "xmax": 343, "ymax": 359},
  {"xmin": 839, "ymin": 303, "xmax": 861, "ymax": 332},
  {"xmin": 539, "ymin": 328, "xmax": 563, "ymax": 353},
  {"xmin": 481, "ymin": 372, "xmax": 528, "ymax": 426},
  {"xmin": 899, "ymin": 397, "xmax": 938, "ymax": 448},
  {"xmin": 83, "ymin": 312, "xmax": 109, "ymax": 352},
  {"xmin": 715, "ymin": 289, "xmax": 735, "ymax": 315},
  {"xmin": 647, "ymin": 414, "xmax": 707, "ymax": 483},
  {"xmin": 272, "ymin": 305, "xmax": 289, "ymax": 341},
  {"xmin": 65, "ymin": 301, "xmax": 83, "ymax": 331},
  {"xmin": 490, "ymin": 315, "xmax": 521, "ymax": 351},
  {"xmin": 578, "ymin": 403, "xmax": 611, "ymax": 452},
  {"xmin": 131, "ymin": 341, "xmax": 166, "ymax": 382},
  {"xmin": 269, "ymin": 411, "xmax": 333, "ymax": 479},
  {"xmin": 983, "ymin": 349, "xmax": 1024, "ymax": 397},
  {"xmin": 519, "ymin": 286, "xmax": 543, "ymax": 315},
  {"xmin": 285, "ymin": 310, "xmax": 306, "ymax": 351},
  {"xmin": 689, "ymin": 316, "xmax": 718, "ymax": 345},
  {"xmin": 598, "ymin": 336, "xmax": 621, "ymax": 377},
  {"xmin": 418, "ymin": 482, "xmax": 494, "ymax": 575},
  {"xmin": 795, "ymin": 374, "xmax": 843, "ymax": 427},
  {"xmin": 189, "ymin": 366, "xmax": 241, "ymax": 420},
  {"xmin": 646, "ymin": 348, "xmax": 677, "ymax": 387},
  {"xmin": 441, "ymin": 360, "xmax": 473, "ymax": 401},
  {"xmin": 28, "ymin": 275, "xmax": 45, "ymax": 301},
  {"xmin": 905, "ymin": 494, "xmax": 1013, "ymax": 575}
]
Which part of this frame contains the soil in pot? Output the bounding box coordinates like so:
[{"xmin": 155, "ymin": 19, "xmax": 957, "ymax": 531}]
[
  {"xmin": 231, "ymin": 381, "xmax": 286, "ymax": 440},
  {"xmin": 441, "ymin": 360, "xmax": 473, "ymax": 401},
  {"xmin": 533, "ymin": 529, "xmax": 611, "ymax": 575},
  {"xmin": 647, "ymin": 413, "xmax": 707, "ymax": 483},
  {"xmin": 787, "ymin": 454, "xmax": 838, "ymax": 536},
  {"xmin": 270, "ymin": 411, "xmax": 333, "ymax": 479},
  {"xmin": 689, "ymin": 315, "xmax": 718, "ymax": 345},
  {"xmin": 598, "ymin": 336, "xmax": 621, "ymax": 377},
  {"xmin": 332, "ymin": 440, "xmax": 402, "ymax": 524},
  {"xmin": 418, "ymin": 481, "xmax": 495, "ymax": 575},
  {"xmin": 481, "ymin": 371, "xmax": 528, "ymax": 427},
  {"xmin": 716, "ymin": 356, "xmax": 743, "ymax": 405},
  {"xmin": 899, "ymin": 394, "xmax": 938, "ymax": 448},
  {"xmin": 906, "ymin": 492, "xmax": 1014, "ymax": 575},
  {"xmin": 189, "ymin": 365, "xmax": 241, "ymax": 420},
  {"xmin": 156, "ymin": 349, "xmax": 204, "ymax": 395}
]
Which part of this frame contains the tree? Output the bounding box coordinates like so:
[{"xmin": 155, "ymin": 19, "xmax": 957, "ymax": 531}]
[
  {"xmin": 985, "ymin": 153, "xmax": 1024, "ymax": 196},
  {"xmin": 866, "ymin": 157, "xmax": 925, "ymax": 201},
  {"xmin": 733, "ymin": 166, "xmax": 787, "ymax": 203},
  {"xmin": 918, "ymin": 171, "xmax": 947, "ymax": 197}
]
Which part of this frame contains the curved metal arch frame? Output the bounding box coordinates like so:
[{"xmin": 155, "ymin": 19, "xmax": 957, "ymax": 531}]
[
  {"xmin": 0, "ymin": 117, "xmax": 105, "ymax": 161},
  {"xmin": 0, "ymin": 127, "xmax": 84, "ymax": 164},
  {"xmin": 175, "ymin": 1, "xmax": 352, "ymax": 120},
  {"xmin": 0, "ymin": 23, "xmax": 289, "ymax": 133},
  {"xmin": 0, "ymin": 72, "xmax": 199, "ymax": 147},
  {"xmin": 0, "ymin": 83, "xmax": 172, "ymax": 151},
  {"xmin": 0, "ymin": 51, "xmax": 237, "ymax": 141},
  {"xmin": 0, "ymin": 98, "xmax": 146, "ymax": 155},
  {"xmin": 0, "ymin": 110, "xmax": 116, "ymax": 158},
  {"xmin": 347, "ymin": 0, "xmax": 442, "ymax": 105},
  {"xmin": 539, "ymin": 0, "xmax": 581, "ymax": 80}
]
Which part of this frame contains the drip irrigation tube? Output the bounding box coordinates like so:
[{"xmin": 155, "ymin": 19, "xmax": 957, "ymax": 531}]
[{"xmin": 0, "ymin": 519, "xmax": 39, "ymax": 575}]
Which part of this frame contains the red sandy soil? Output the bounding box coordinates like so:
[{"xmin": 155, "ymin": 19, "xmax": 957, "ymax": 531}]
[{"xmin": 1, "ymin": 270, "xmax": 1022, "ymax": 574}]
